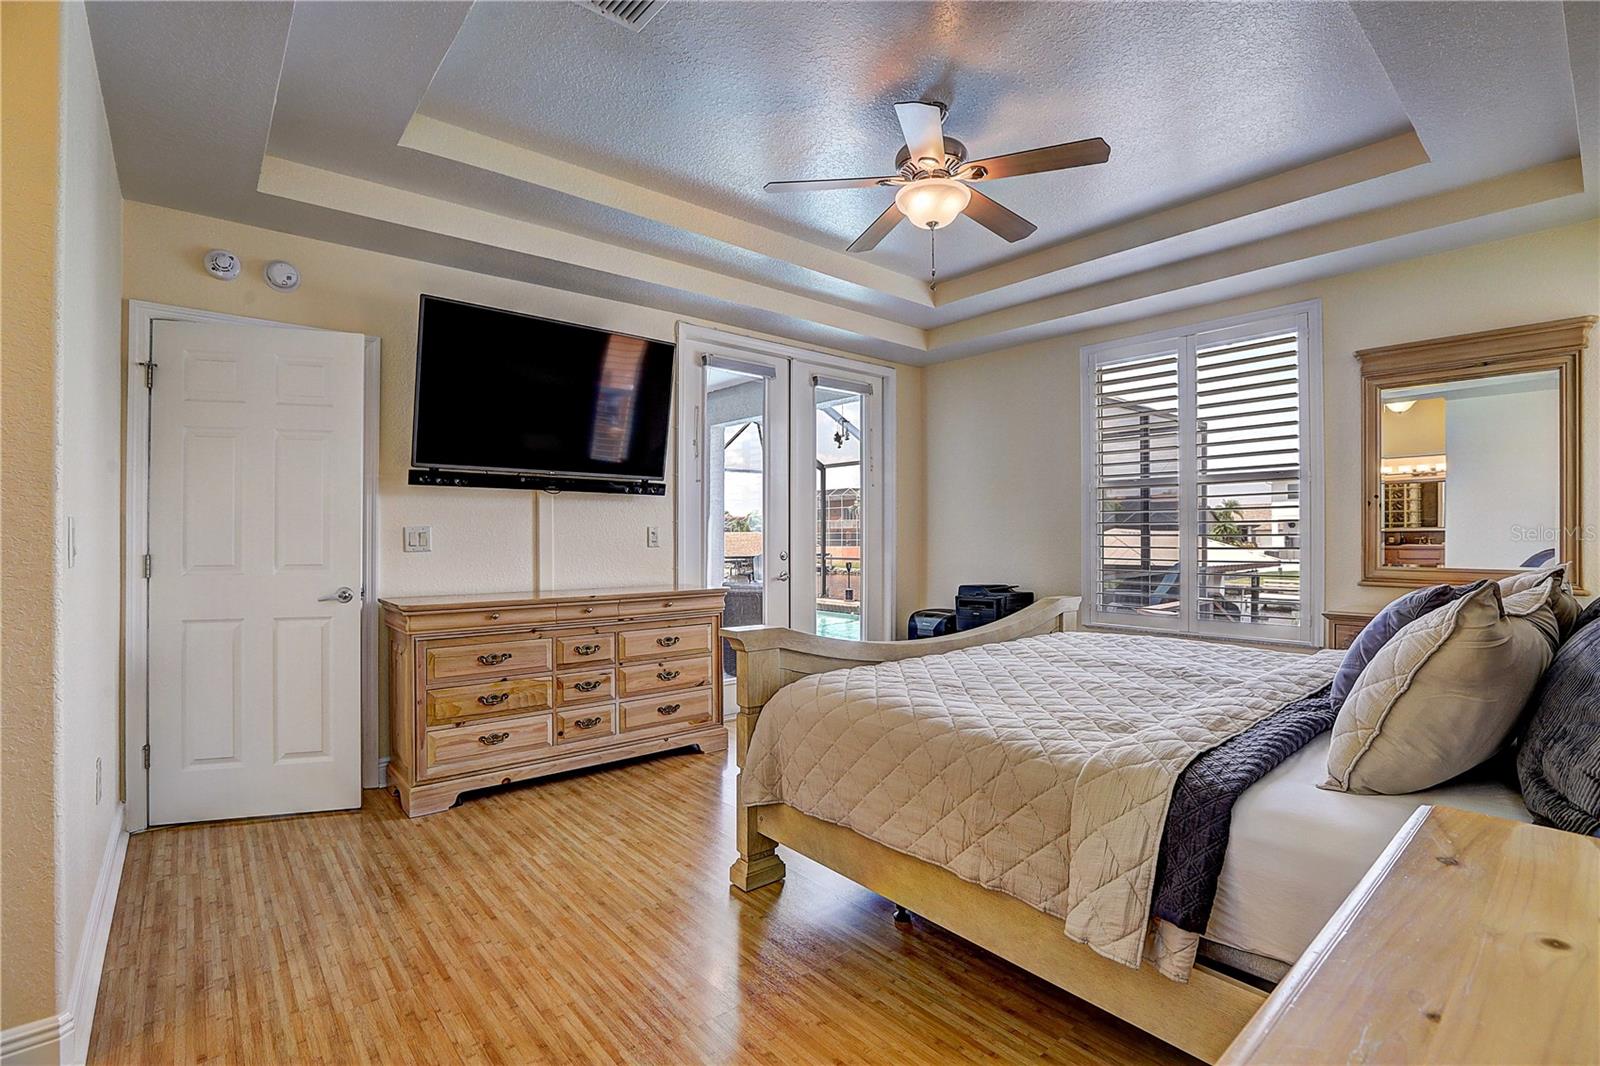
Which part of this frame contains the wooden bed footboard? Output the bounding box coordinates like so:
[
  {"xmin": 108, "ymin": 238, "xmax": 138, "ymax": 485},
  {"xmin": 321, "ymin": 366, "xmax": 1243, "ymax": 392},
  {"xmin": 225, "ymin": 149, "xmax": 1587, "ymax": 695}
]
[
  {"xmin": 723, "ymin": 595, "xmax": 1082, "ymax": 892},
  {"xmin": 722, "ymin": 596, "xmax": 1270, "ymax": 1063}
]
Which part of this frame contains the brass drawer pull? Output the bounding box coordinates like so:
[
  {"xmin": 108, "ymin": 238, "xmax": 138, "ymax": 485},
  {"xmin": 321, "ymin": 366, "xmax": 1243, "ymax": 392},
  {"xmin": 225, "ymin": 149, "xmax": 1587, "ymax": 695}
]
[
  {"xmin": 656, "ymin": 669, "xmax": 681, "ymax": 681},
  {"xmin": 572, "ymin": 679, "xmax": 603, "ymax": 693},
  {"xmin": 657, "ymin": 703, "xmax": 681, "ymax": 717},
  {"xmin": 476, "ymin": 652, "xmax": 513, "ymax": 666},
  {"xmin": 488, "ymin": 612, "xmax": 501, "ymax": 621},
  {"xmin": 574, "ymin": 642, "xmax": 602, "ymax": 656},
  {"xmin": 656, "ymin": 635, "xmax": 680, "ymax": 648},
  {"xmin": 574, "ymin": 716, "xmax": 603, "ymax": 730},
  {"xmin": 477, "ymin": 692, "xmax": 510, "ymax": 706},
  {"xmin": 478, "ymin": 731, "xmax": 511, "ymax": 746}
]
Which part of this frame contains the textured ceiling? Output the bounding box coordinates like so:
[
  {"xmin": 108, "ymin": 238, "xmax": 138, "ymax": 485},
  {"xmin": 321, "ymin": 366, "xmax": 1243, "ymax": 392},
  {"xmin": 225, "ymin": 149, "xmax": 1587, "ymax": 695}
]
[
  {"xmin": 419, "ymin": 1, "xmax": 1409, "ymax": 278},
  {"xmin": 86, "ymin": 1, "xmax": 1598, "ymax": 365}
]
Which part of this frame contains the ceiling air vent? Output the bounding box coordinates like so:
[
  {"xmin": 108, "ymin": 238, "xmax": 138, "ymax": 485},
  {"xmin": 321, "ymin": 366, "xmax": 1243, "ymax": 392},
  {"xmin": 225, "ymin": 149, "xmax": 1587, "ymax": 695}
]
[{"xmin": 578, "ymin": 0, "xmax": 667, "ymax": 31}]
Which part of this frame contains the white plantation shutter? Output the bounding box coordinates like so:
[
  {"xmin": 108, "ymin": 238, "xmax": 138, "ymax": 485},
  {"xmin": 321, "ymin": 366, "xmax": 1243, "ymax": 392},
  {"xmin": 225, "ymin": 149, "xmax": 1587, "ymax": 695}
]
[
  {"xmin": 1083, "ymin": 306, "xmax": 1320, "ymax": 645},
  {"xmin": 1089, "ymin": 349, "xmax": 1186, "ymax": 631}
]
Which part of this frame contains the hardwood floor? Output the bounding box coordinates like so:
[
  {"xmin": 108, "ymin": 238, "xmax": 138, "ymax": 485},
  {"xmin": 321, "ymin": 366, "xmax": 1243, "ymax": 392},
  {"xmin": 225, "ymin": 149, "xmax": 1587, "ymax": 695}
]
[{"xmin": 90, "ymin": 735, "xmax": 1194, "ymax": 1065}]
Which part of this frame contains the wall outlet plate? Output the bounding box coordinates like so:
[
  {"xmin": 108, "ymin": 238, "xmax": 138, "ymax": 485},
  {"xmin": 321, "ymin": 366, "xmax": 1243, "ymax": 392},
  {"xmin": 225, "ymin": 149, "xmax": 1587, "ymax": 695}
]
[{"xmin": 403, "ymin": 526, "xmax": 432, "ymax": 553}]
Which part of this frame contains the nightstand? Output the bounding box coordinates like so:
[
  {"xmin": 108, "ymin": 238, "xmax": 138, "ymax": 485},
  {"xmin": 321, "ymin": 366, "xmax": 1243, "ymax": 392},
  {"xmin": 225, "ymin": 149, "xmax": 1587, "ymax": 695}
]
[
  {"xmin": 1322, "ymin": 608, "xmax": 1376, "ymax": 650},
  {"xmin": 1221, "ymin": 806, "xmax": 1599, "ymax": 1065}
]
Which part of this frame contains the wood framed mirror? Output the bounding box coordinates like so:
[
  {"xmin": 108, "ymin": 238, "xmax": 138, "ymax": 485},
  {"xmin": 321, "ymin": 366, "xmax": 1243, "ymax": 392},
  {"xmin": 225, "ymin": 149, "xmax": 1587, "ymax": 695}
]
[{"xmin": 1358, "ymin": 316, "xmax": 1593, "ymax": 592}]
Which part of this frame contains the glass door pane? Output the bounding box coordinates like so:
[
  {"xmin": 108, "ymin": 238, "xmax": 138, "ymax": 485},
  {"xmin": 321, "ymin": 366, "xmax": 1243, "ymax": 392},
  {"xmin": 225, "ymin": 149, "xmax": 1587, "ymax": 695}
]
[
  {"xmin": 812, "ymin": 384, "xmax": 865, "ymax": 640},
  {"xmin": 703, "ymin": 362, "xmax": 787, "ymax": 675}
]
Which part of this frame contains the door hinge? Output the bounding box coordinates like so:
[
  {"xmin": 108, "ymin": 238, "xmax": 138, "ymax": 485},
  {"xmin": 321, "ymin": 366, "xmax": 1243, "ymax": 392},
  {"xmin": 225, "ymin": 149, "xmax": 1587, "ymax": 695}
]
[
  {"xmin": 142, "ymin": 554, "xmax": 152, "ymax": 579},
  {"xmin": 142, "ymin": 744, "xmax": 151, "ymax": 770},
  {"xmin": 139, "ymin": 361, "xmax": 156, "ymax": 389}
]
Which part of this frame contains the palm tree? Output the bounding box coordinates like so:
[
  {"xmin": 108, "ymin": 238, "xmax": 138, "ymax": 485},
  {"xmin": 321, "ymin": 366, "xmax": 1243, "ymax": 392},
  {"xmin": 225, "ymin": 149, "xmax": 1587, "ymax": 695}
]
[{"xmin": 1208, "ymin": 499, "xmax": 1250, "ymax": 545}]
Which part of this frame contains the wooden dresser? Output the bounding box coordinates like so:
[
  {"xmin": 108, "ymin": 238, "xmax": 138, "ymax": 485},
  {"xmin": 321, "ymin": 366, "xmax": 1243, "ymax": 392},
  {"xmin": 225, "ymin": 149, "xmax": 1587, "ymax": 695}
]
[
  {"xmin": 1222, "ymin": 806, "xmax": 1599, "ymax": 1065},
  {"xmin": 381, "ymin": 588, "xmax": 727, "ymax": 816}
]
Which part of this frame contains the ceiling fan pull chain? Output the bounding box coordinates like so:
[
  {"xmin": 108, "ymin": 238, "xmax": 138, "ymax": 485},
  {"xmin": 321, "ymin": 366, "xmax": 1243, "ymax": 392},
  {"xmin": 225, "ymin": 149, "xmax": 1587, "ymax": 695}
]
[{"xmin": 930, "ymin": 227, "xmax": 937, "ymax": 280}]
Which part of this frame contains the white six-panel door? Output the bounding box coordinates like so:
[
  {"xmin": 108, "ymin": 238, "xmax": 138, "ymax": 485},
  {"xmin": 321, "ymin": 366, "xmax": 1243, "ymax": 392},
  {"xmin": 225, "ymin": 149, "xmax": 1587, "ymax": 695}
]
[{"xmin": 147, "ymin": 320, "xmax": 365, "ymax": 824}]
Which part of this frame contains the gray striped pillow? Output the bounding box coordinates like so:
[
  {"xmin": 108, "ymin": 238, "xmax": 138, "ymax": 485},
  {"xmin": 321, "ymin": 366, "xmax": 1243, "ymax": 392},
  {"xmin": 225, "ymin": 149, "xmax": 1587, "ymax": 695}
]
[{"xmin": 1516, "ymin": 619, "xmax": 1600, "ymax": 834}]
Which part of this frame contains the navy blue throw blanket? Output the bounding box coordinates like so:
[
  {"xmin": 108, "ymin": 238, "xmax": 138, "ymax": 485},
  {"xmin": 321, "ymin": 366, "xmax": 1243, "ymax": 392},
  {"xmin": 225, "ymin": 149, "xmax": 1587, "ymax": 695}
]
[{"xmin": 1151, "ymin": 685, "xmax": 1336, "ymax": 934}]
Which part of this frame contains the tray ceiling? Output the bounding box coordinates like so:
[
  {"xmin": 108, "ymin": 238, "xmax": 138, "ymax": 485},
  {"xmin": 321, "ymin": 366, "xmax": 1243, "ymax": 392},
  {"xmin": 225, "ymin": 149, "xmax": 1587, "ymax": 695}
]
[{"xmin": 88, "ymin": 1, "xmax": 1598, "ymax": 364}]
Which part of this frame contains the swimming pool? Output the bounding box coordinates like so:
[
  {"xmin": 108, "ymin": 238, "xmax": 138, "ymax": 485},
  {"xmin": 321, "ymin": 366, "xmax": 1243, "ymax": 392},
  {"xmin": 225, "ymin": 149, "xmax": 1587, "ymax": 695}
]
[{"xmin": 816, "ymin": 609, "xmax": 861, "ymax": 640}]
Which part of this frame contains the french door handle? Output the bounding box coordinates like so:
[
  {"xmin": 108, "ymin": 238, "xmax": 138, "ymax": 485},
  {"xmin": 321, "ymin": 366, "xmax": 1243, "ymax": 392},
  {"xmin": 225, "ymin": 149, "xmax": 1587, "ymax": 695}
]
[{"xmin": 319, "ymin": 587, "xmax": 356, "ymax": 604}]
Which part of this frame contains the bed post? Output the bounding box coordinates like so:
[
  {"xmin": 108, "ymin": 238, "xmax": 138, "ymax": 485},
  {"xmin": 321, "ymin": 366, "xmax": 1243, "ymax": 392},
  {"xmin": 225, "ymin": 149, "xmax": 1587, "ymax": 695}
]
[{"xmin": 728, "ymin": 642, "xmax": 787, "ymax": 891}]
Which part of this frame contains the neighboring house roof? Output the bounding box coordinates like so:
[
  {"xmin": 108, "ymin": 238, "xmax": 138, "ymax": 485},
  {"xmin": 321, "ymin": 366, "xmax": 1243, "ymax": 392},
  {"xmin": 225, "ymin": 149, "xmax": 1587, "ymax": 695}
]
[{"xmin": 723, "ymin": 531, "xmax": 763, "ymax": 558}]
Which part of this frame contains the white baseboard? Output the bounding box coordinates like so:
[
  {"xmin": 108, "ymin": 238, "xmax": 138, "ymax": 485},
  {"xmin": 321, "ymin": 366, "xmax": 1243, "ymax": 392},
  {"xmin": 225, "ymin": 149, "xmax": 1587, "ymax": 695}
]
[
  {"xmin": 372, "ymin": 756, "xmax": 390, "ymax": 788},
  {"xmin": 60, "ymin": 805, "xmax": 128, "ymax": 1066},
  {"xmin": 0, "ymin": 1015, "xmax": 66, "ymax": 1066}
]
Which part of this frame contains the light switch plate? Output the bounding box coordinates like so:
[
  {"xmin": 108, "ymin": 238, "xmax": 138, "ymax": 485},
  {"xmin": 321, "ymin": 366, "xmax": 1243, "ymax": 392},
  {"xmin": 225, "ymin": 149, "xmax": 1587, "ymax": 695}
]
[
  {"xmin": 646, "ymin": 526, "xmax": 660, "ymax": 548},
  {"xmin": 403, "ymin": 526, "xmax": 432, "ymax": 553}
]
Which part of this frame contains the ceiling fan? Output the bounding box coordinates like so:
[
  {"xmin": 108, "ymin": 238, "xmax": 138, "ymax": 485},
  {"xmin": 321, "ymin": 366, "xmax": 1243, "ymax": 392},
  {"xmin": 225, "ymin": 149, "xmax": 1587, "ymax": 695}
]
[{"xmin": 765, "ymin": 101, "xmax": 1110, "ymax": 256}]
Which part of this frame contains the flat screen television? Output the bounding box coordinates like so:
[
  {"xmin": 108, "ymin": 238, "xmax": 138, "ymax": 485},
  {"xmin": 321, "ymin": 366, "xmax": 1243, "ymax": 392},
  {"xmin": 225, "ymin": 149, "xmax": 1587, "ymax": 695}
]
[{"xmin": 410, "ymin": 296, "xmax": 676, "ymax": 494}]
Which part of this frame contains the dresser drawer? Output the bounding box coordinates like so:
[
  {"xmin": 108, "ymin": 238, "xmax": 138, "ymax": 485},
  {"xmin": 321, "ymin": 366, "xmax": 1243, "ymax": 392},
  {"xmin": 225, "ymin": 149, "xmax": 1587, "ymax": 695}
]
[
  {"xmin": 423, "ymin": 634, "xmax": 552, "ymax": 685},
  {"xmin": 425, "ymin": 676, "xmax": 554, "ymax": 727},
  {"xmin": 624, "ymin": 594, "xmax": 726, "ymax": 618},
  {"xmin": 620, "ymin": 689, "xmax": 715, "ymax": 733},
  {"xmin": 422, "ymin": 712, "xmax": 553, "ymax": 778},
  {"xmin": 555, "ymin": 668, "xmax": 614, "ymax": 706},
  {"xmin": 557, "ymin": 600, "xmax": 620, "ymax": 622},
  {"xmin": 555, "ymin": 633, "xmax": 615, "ymax": 667},
  {"xmin": 619, "ymin": 622, "xmax": 713, "ymax": 662},
  {"xmin": 555, "ymin": 705, "xmax": 617, "ymax": 744},
  {"xmin": 404, "ymin": 604, "xmax": 559, "ymax": 633},
  {"xmin": 617, "ymin": 656, "xmax": 714, "ymax": 698}
]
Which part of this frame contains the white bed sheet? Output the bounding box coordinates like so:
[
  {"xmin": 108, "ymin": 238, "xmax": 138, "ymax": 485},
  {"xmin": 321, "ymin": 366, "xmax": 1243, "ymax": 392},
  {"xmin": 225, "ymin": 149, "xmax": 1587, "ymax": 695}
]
[{"xmin": 1205, "ymin": 733, "xmax": 1531, "ymax": 966}]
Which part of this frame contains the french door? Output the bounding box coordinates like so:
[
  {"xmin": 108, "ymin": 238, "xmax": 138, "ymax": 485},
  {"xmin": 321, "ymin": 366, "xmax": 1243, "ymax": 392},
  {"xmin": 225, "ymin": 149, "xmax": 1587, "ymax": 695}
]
[{"xmin": 677, "ymin": 329, "xmax": 890, "ymax": 651}]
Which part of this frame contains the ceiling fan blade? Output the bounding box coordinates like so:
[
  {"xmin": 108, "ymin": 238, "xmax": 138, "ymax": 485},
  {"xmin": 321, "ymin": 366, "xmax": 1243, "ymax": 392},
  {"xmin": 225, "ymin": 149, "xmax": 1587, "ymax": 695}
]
[
  {"xmin": 963, "ymin": 137, "xmax": 1111, "ymax": 181},
  {"xmin": 846, "ymin": 201, "xmax": 905, "ymax": 253},
  {"xmin": 894, "ymin": 101, "xmax": 947, "ymax": 168},
  {"xmin": 765, "ymin": 175, "xmax": 899, "ymax": 192},
  {"xmin": 962, "ymin": 188, "xmax": 1037, "ymax": 243}
]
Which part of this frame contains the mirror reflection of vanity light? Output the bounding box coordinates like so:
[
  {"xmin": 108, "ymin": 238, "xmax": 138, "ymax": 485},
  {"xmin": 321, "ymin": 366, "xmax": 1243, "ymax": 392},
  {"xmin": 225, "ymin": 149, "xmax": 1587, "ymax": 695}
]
[{"xmin": 1384, "ymin": 399, "xmax": 1417, "ymax": 414}]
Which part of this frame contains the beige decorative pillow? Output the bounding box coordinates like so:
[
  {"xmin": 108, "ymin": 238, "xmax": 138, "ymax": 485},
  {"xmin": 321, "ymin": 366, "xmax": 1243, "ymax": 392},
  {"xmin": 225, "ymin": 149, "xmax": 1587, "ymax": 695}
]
[
  {"xmin": 1501, "ymin": 575, "xmax": 1564, "ymax": 649},
  {"xmin": 1323, "ymin": 580, "xmax": 1556, "ymax": 794},
  {"xmin": 1500, "ymin": 562, "xmax": 1578, "ymax": 638}
]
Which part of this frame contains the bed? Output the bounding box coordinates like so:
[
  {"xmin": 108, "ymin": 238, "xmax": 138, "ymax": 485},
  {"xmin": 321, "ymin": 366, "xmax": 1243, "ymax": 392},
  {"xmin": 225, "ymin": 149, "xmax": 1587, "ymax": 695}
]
[{"xmin": 724, "ymin": 597, "xmax": 1532, "ymax": 1062}]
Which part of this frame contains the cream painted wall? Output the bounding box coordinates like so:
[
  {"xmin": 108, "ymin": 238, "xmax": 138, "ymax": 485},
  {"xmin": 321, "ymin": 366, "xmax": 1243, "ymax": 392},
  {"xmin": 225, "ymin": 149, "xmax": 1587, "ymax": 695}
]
[
  {"xmin": 122, "ymin": 202, "xmax": 923, "ymax": 614},
  {"xmin": 53, "ymin": 0, "xmax": 124, "ymax": 1031},
  {"xmin": 924, "ymin": 219, "xmax": 1600, "ymax": 620},
  {"xmin": 1, "ymin": 0, "xmax": 65, "ymax": 1038}
]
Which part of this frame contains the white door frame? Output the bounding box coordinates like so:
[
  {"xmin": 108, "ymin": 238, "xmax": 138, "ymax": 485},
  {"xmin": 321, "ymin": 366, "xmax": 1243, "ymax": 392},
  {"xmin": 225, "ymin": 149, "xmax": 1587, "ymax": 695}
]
[
  {"xmin": 673, "ymin": 323, "xmax": 897, "ymax": 640},
  {"xmin": 122, "ymin": 300, "xmax": 381, "ymax": 833}
]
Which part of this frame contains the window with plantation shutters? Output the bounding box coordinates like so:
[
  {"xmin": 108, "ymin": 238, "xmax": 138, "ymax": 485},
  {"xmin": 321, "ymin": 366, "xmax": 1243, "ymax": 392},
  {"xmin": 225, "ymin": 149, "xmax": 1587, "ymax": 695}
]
[{"xmin": 1081, "ymin": 304, "xmax": 1321, "ymax": 645}]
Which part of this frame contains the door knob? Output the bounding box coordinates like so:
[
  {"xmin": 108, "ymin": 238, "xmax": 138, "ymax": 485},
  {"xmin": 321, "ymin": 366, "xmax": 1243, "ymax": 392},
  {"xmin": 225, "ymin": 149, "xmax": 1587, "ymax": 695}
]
[
  {"xmin": 319, "ymin": 587, "xmax": 356, "ymax": 604},
  {"xmin": 774, "ymin": 571, "xmax": 790, "ymax": 582}
]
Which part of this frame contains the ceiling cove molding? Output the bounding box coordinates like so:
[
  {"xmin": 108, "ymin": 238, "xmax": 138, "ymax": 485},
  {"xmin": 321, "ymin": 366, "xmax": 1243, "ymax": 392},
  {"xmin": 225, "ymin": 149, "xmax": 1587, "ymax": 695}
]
[
  {"xmin": 257, "ymin": 155, "xmax": 931, "ymax": 351},
  {"xmin": 399, "ymin": 113, "xmax": 936, "ymax": 309},
  {"xmin": 929, "ymin": 157, "xmax": 1585, "ymax": 350},
  {"xmin": 931, "ymin": 131, "xmax": 1432, "ymax": 307}
]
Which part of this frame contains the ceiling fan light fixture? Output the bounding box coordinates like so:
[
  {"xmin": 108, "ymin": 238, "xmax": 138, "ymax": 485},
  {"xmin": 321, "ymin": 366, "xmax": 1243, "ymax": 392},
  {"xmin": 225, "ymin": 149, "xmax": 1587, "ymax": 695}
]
[{"xmin": 894, "ymin": 177, "xmax": 971, "ymax": 230}]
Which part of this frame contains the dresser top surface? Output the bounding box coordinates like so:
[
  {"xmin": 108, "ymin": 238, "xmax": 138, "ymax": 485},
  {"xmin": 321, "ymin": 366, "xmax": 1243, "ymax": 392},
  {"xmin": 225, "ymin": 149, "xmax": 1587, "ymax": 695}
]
[
  {"xmin": 380, "ymin": 587, "xmax": 725, "ymax": 613},
  {"xmin": 1222, "ymin": 804, "xmax": 1598, "ymax": 1065}
]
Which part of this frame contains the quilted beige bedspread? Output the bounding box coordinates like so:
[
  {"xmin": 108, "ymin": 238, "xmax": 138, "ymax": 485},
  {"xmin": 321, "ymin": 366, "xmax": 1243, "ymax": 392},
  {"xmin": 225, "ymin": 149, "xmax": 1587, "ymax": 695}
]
[{"xmin": 743, "ymin": 630, "xmax": 1343, "ymax": 975}]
